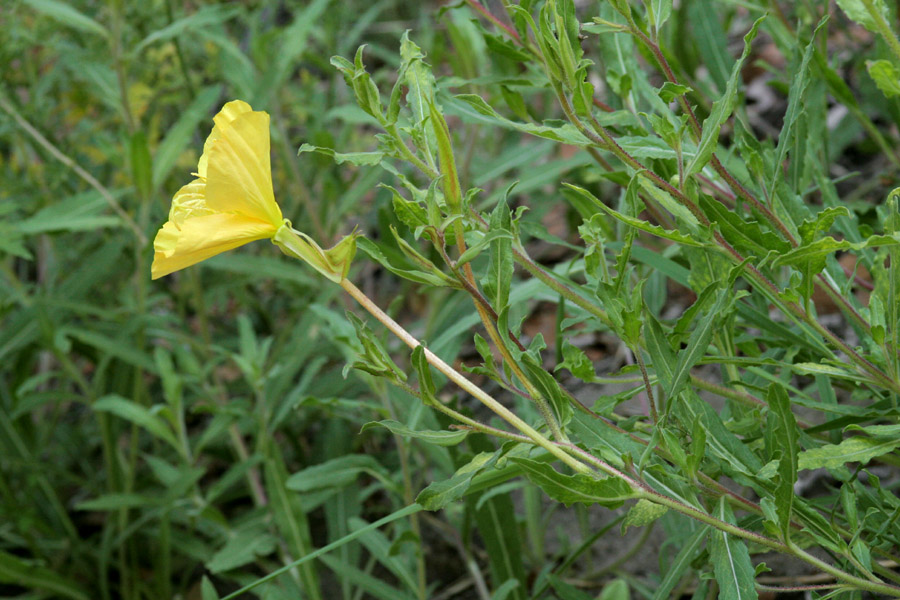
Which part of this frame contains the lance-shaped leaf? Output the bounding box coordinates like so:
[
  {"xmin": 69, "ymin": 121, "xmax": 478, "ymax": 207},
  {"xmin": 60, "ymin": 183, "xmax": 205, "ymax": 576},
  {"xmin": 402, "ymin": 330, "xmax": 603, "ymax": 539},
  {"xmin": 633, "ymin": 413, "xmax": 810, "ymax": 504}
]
[
  {"xmin": 417, "ymin": 451, "xmax": 500, "ymax": 510},
  {"xmin": 687, "ymin": 16, "xmax": 765, "ymax": 176},
  {"xmin": 798, "ymin": 436, "xmax": 900, "ymax": 470},
  {"xmin": 710, "ymin": 498, "xmax": 759, "ymax": 600},
  {"xmin": 564, "ymin": 184, "xmax": 708, "ymax": 247},
  {"xmin": 482, "ymin": 198, "xmax": 514, "ymax": 311},
  {"xmin": 298, "ymin": 143, "xmax": 384, "ymax": 166},
  {"xmin": 356, "ymin": 237, "xmax": 460, "ymax": 288},
  {"xmin": 666, "ymin": 287, "xmax": 727, "ymax": 400},
  {"xmin": 521, "ymin": 355, "xmax": 574, "ymax": 426},
  {"xmin": 429, "ymin": 101, "xmax": 462, "ymax": 211},
  {"xmin": 361, "ymin": 420, "xmax": 469, "ymax": 447},
  {"xmin": 510, "ymin": 457, "xmax": 636, "ymax": 508},
  {"xmin": 451, "ymin": 93, "xmax": 591, "ymax": 146},
  {"xmin": 699, "ymin": 195, "xmax": 790, "ymax": 258},
  {"xmin": 765, "ymin": 384, "xmax": 798, "ymax": 540},
  {"xmin": 770, "ymin": 16, "xmax": 827, "ymax": 193}
]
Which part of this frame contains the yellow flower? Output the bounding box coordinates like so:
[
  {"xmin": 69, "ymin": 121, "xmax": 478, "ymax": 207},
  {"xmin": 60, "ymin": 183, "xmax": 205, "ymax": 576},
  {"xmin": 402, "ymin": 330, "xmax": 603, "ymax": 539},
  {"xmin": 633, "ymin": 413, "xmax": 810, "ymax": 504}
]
[{"xmin": 151, "ymin": 100, "xmax": 284, "ymax": 279}]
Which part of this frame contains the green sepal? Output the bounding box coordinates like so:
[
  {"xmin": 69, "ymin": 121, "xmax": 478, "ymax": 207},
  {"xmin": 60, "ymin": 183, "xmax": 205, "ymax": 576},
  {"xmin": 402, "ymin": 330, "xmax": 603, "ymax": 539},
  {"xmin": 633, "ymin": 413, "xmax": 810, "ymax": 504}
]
[{"xmin": 273, "ymin": 222, "xmax": 359, "ymax": 283}]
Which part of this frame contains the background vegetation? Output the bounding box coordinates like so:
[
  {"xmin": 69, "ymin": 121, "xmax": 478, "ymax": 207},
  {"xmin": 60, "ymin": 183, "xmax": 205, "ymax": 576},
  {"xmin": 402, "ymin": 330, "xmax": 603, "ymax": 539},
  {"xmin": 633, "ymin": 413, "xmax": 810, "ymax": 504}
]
[{"xmin": 3, "ymin": 0, "xmax": 900, "ymax": 599}]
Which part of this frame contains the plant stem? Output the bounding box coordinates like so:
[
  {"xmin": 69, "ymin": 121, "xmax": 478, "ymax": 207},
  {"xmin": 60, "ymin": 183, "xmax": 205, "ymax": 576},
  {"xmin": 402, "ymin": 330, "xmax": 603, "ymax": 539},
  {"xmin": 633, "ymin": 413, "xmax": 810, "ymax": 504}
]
[
  {"xmin": 339, "ymin": 278, "xmax": 591, "ymax": 474},
  {"xmin": 634, "ymin": 348, "xmax": 659, "ymax": 422}
]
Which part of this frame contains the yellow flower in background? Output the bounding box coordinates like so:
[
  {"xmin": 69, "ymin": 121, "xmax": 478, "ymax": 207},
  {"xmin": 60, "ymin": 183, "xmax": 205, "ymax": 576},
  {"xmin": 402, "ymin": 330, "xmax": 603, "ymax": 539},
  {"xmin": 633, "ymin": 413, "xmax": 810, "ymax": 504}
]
[{"xmin": 151, "ymin": 100, "xmax": 284, "ymax": 279}]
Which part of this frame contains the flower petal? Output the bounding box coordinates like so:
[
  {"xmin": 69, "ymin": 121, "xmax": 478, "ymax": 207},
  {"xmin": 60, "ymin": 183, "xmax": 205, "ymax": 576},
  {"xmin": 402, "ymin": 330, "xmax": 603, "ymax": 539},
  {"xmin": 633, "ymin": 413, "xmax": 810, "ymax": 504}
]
[
  {"xmin": 168, "ymin": 179, "xmax": 213, "ymax": 225},
  {"xmin": 205, "ymin": 110, "xmax": 283, "ymax": 226},
  {"xmin": 151, "ymin": 212, "xmax": 277, "ymax": 279},
  {"xmin": 196, "ymin": 100, "xmax": 253, "ymax": 179}
]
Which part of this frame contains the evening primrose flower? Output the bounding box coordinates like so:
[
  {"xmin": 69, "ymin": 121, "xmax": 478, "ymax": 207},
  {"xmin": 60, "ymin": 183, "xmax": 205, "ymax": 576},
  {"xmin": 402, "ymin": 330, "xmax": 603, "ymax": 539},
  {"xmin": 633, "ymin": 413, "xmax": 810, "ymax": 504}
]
[
  {"xmin": 152, "ymin": 99, "xmax": 357, "ymax": 282},
  {"xmin": 151, "ymin": 100, "xmax": 284, "ymax": 279}
]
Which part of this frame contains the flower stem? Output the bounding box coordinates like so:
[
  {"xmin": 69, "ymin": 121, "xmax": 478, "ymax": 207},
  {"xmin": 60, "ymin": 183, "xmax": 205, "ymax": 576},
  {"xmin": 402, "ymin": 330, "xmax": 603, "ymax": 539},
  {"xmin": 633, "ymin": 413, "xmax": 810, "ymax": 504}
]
[{"xmin": 338, "ymin": 278, "xmax": 592, "ymax": 474}]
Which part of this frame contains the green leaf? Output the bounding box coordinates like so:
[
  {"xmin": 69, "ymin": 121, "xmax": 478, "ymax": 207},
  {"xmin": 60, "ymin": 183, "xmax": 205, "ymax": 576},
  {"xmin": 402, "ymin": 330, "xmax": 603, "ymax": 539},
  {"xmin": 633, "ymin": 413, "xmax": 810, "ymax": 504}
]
[
  {"xmin": 699, "ymin": 196, "xmax": 791, "ymax": 257},
  {"xmin": 457, "ymin": 228, "xmax": 514, "ymax": 267},
  {"xmin": 556, "ymin": 339, "xmax": 596, "ymax": 382},
  {"xmin": 548, "ymin": 575, "xmax": 595, "ymax": 600},
  {"xmin": 66, "ymin": 329, "xmax": 158, "ymax": 373},
  {"xmin": 651, "ymin": 526, "xmax": 709, "ymax": 600},
  {"xmin": 356, "ymin": 237, "xmax": 459, "ymax": 288},
  {"xmin": 0, "ymin": 551, "xmax": 90, "ymax": 600},
  {"xmin": 218, "ymin": 505, "xmax": 423, "ymax": 599},
  {"xmin": 361, "ymin": 419, "xmax": 469, "ymax": 446},
  {"xmin": 622, "ymin": 499, "xmax": 668, "ymax": 532},
  {"xmin": 429, "ymin": 101, "xmax": 462, "ymax": 210},
  {"xmin": 564, "ymin": 184, "xmax": 708, "ymax": 247},
  {"xmin": 687, "ymin": 16, "xmax": 765, "ymax": 176},
  {"xmin": 347, "ymin": 516, "xmax": 418, "ymax": 596},
  {"xmin": 666, "ymin": 289, "xmax": 725, "ymax": 399},
  {"xmin": 657, "ymin": 83, "xmax": 689, "ymax": 103},
  {"xmin": 411, "ymin": 345, "xmax": 437, "ymax": 403},
  {"xmin": 417, "ymin": 451, "xmax": 499, "ymax": 510},
  {"xmin": 689, "ymin": 0, "xmax": 732, "ymax": 91},
  {"xmin": 482, "ymin": 198, "xmax": 514, "ymax": 311},
  {"xmin": 798, "ymin": 206, "xmax": 850, "ymax": 245},
  {"xmin": 207, "ymin": 527, "xmax": 278, "ymax": 573},
  {"xmin": 646, "ymin": 0, "xmax": 673, "ymax": 32},
  {"xmin": 773, "ymin": 234, "xmax": 898, "ymax": 268},
  {"xmin": 510, "ymin": 457, "xmax": 635, "ymax": 508},
  {"xmin": 521, "ymin": 355, "xmax": 574, "ymax": 426},
  {"xmin": 568, "ymin": 411, "xmax": 648, "ymax": 469},
  {"xmin": 23, "ymin": 0, "xmax": 108, "ymax": 37},
  {"xmin": 599, "ymin": 579, "xmax": 631, "ymax": 600},
  {"xmin": 675, "ymin": 390, "xmax": 762, "ymax": 478},
  {"xmin": 262, "ymin": 449, "xmax": 320, "ymax": 594},
  {"xmin": 206, "ymin": 252, "xmax": 316, "ymax": 285},
  {"xmin": 638, "ymin": 180, "xmax": 703, "ymax": 235},
  {"xmin": 867, "ymin": 59, "xmax": 900, "ymax": 98},
  {"xmin": 75, "ymin": 493, "xmax": 158, "ymax": 511},
  {"xmin": 331, "ymin": 48, "xmax": 383, "ymax": 122},
  {"xmin": 400, "ymin": 31, "xmax": 436, "ymax": 131},
  {"xmin": 473, "ymin": 492, "xmax": 528, "ymax": 600},
  {"xmin": 201, "ymin": 577, "xmax": 220, "ymax": 600},
  {"xmin": 92, "ymin": 395, "xmax": 178, "ymax": 450},
  {"xmin": 450, "ymin": 94, "xmax": 590, "ymax": 146},
  {"xmin": 319, "ymin": 553, "xmax": 416, "ymax": 600},
  {"xmin": 771, "ymin": 17, "xmax": 827, "ymax": 193},
  {"xmin": 835, "ymin": 0, "xmax": 889, "ymax": 33},
  {"xmin": 643, "ymin": 314, "xmax": 676, "ymax": 392},
  {"xmin": 17, "ymin": 191, "xmax": 124, "ymax": 234},
  {"xmin": 286, "ymin": 455, "xmax": 387, "ymax": 492},
  {"xmin": 765, "ymin": 384, "xmax": 798, "ymax": 539},
  {"xmin": 710, "ymin": 498, "xmax": 758, "ymax": 600},
  {"xmin": 798, "ymin": 437, "xmax": 900, "ymax": 470},
  {"xmin": 298, "ymin": 143, "xmax": 384, "ymax": 166}
]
